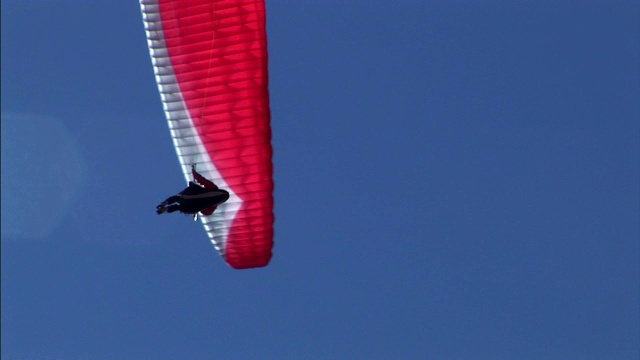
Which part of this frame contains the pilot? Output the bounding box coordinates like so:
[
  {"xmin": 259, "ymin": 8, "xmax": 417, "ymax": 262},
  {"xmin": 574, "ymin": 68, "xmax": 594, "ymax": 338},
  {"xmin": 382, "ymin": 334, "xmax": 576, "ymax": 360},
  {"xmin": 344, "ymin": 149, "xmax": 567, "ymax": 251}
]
[{"xmin": 156, "ymin": 165, "xmax": 229, "ymax": 220}]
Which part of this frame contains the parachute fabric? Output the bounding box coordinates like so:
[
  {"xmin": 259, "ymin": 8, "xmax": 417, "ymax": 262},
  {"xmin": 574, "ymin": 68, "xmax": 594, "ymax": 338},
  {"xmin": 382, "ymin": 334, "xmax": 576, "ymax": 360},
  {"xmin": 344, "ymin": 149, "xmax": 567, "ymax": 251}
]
[{"xmin": 140, "ymin": 0, "xmax": 274, "ymax": 269}]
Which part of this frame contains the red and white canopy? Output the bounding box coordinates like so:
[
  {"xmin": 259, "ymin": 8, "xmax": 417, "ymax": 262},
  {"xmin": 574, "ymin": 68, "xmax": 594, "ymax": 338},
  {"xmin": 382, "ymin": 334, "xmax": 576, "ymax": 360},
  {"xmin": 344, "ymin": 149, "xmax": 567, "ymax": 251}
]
[{"xmin": 140, "ymin": 0, "xmax": 274, "ymax": 269}]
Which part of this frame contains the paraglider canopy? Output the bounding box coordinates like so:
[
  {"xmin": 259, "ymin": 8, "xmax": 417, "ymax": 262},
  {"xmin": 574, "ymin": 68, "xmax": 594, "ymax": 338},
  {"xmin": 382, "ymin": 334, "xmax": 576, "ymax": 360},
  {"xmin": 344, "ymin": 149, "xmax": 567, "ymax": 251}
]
[{"xmin": 140, "ymin": 0, "xmax": 275, "ymax": 269}]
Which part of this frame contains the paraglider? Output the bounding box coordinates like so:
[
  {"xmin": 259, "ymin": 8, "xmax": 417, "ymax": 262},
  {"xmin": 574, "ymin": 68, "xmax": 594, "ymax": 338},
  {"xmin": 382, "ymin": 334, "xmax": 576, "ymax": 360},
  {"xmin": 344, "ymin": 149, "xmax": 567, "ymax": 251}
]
[
  {"xmin": 140, "ymin": 0, "xmax": 275, "ymax": 269},
  {"xmin": 156, "ymin": 165, "xmax": 230, "ymax": 220}
]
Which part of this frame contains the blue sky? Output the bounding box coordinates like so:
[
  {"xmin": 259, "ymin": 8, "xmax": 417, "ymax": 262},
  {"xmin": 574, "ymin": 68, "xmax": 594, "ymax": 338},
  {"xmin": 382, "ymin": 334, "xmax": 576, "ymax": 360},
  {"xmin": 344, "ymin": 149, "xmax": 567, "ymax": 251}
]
[{"xmin": 2, "ymin": 1, "xmax": 639, "ymax": 359}]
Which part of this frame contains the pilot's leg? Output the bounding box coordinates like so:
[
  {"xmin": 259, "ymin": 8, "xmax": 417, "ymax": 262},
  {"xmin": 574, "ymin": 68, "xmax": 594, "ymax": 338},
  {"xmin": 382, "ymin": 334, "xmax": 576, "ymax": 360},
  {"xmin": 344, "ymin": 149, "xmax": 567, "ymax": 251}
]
[
  {"xmin": 156, "ymin": 195, "xmax": 182, "ymax": 214},
  {"xmin": 163, "ymin": 195, "xmax": 180, "ymax": 204}
]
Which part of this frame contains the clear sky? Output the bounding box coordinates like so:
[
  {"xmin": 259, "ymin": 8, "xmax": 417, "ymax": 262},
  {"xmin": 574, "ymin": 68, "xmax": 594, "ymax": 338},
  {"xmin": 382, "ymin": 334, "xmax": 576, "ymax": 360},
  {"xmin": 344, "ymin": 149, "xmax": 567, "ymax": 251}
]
[{"xmin": 2, "ymin": 1, "xmax": 639, "ymax": 359}]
